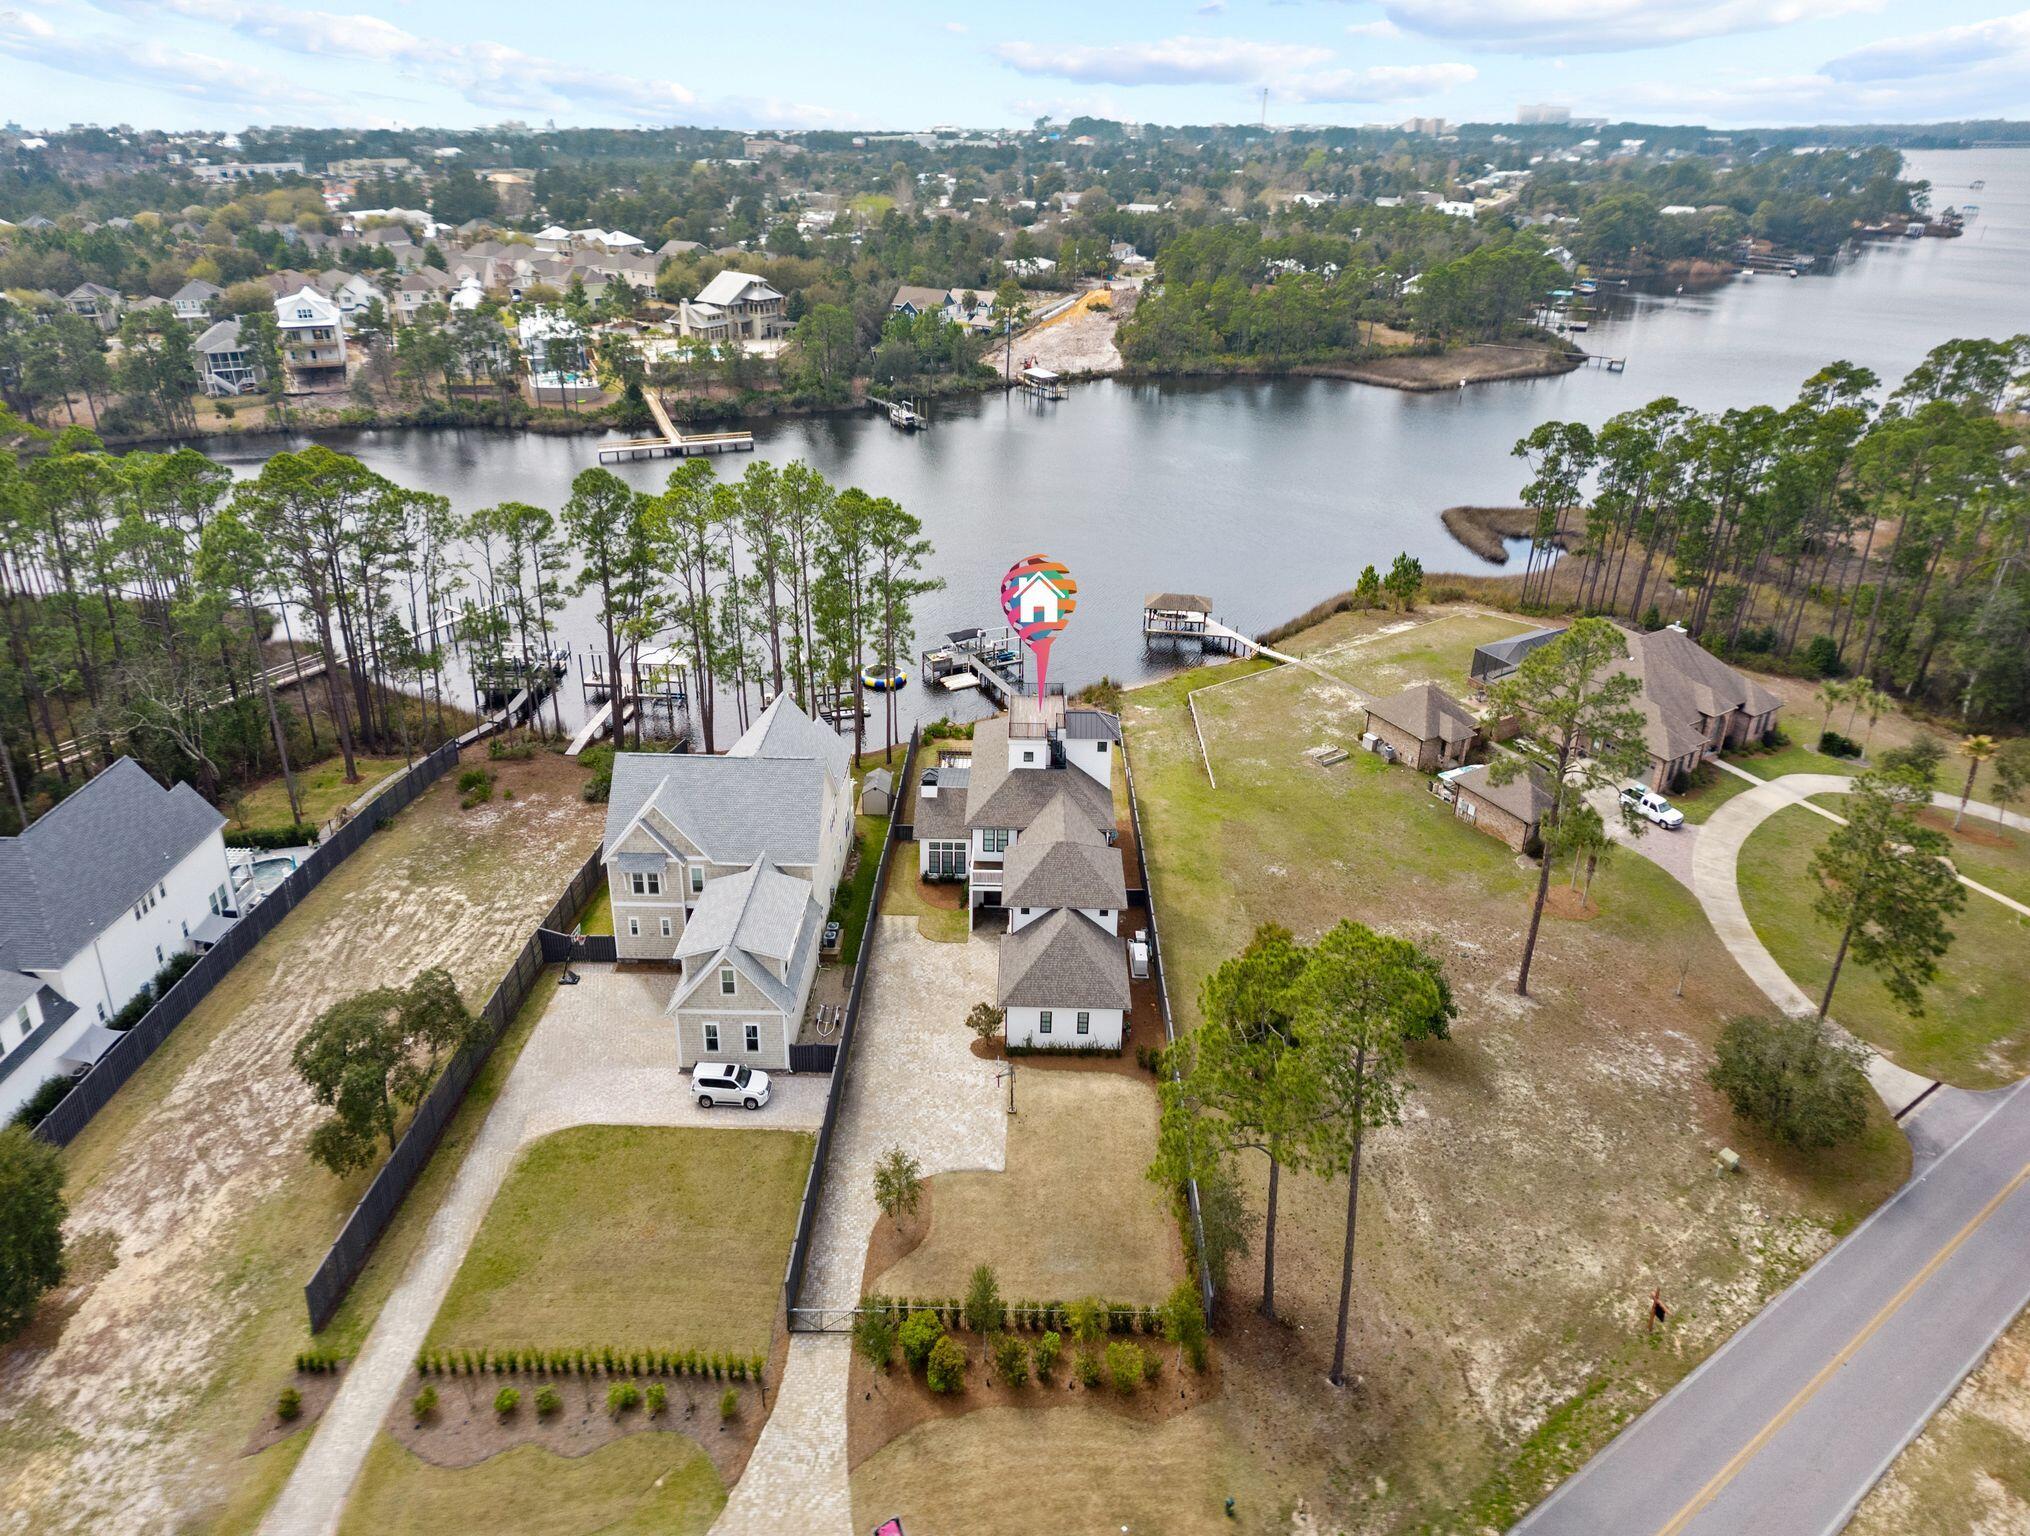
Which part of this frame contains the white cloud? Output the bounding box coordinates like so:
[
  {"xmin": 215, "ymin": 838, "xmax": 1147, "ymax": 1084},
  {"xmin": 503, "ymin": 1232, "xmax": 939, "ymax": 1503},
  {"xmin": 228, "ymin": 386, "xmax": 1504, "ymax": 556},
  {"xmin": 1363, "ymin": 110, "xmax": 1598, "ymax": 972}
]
[
  {"xmin": 1284, "ymin": 60, "xmax": 1476, "ymax": 101},
  {"xmin": 1197, "ymin": 0, "xmax": 1228, "ymax": 14},
  {"xmin": 944, "ymin": 19, "xmax": 967, "ymax": 33},
  {"xmin": 1344, "ymin": 18, "xmax": 1401, "ymax": 37},
  {"xmin": 1380, "ymin": 0, "xmax": 1882, "ymax": 54},
  {"xmin": 991, "ymin": 34, "xmax": 1332, "ymax": 85},
  {"xmin": 1823, "ymin": 9, "xmax": 2030, "ymax": 81},
  {"xmin": 0, "ymin": 5, "xmax": 345, "ymax": 110}
]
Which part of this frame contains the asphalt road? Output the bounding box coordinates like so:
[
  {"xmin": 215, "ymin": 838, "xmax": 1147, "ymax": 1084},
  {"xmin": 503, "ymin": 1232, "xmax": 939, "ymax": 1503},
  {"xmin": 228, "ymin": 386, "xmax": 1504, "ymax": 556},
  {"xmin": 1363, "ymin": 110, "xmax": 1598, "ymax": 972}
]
[{"xmin": 1513, "ymin": 1077, "xmax": 2030, "ymax": 1536}]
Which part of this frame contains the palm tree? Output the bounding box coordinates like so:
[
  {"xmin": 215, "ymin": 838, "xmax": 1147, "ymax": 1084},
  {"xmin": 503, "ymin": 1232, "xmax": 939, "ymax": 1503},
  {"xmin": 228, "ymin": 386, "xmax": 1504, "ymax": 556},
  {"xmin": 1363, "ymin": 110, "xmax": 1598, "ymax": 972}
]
[
  {"xmin": 1955, "ymin": 734, "xmax": 1997, "ymax": 832},
  {"xmin": 1857, "ymin": 685, "xmax": 1894, "ymax": 758},
  {"xmin": 1814, "ymin": 678, "xmax": 1851, "ymax": 748}
]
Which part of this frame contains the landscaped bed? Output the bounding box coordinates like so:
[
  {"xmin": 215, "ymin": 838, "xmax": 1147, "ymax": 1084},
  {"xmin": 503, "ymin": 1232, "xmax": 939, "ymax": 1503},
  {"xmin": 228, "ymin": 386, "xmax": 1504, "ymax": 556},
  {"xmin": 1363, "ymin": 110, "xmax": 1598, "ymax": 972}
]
[
  {"xmin": 844, "ymin": 627, "xmax": 1909, "ymax": 1536},
  {"xmin": 427, "ymin": 1125, "xmax": 813, "ymax": 1361},
  {"xmin": 1739, "ymin": 803, "xmax": 2030, "ymax": 1086}
]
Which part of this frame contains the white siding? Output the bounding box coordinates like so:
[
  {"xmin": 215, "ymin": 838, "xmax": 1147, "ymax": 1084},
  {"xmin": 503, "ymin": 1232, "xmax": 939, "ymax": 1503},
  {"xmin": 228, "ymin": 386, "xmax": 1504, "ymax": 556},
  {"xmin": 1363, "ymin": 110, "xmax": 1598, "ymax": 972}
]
[{"xmin": 1005, "ymin": 1005, "xmax": 1123, "ymax": 1051}]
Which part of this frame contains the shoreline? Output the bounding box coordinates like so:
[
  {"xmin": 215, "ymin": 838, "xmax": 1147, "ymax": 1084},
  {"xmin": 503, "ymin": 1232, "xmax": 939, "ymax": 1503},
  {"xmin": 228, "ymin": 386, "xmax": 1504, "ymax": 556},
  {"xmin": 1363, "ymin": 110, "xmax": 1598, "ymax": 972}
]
[{"xmin": 1438, "ymin": 504, "xmax": 1581, "ymax": 562}]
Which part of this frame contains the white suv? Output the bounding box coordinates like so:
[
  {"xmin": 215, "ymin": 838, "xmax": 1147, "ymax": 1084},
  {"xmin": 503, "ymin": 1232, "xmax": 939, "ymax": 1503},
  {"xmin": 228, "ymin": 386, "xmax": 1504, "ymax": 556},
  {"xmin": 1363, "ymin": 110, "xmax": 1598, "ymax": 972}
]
[
  {"xmin": 693, "ymin": 1062, "xmax": 771, "ymax": 1110},
  {"xmin": 1620, "ymin": 784, "xmax": 1686, "ymax": 830}
]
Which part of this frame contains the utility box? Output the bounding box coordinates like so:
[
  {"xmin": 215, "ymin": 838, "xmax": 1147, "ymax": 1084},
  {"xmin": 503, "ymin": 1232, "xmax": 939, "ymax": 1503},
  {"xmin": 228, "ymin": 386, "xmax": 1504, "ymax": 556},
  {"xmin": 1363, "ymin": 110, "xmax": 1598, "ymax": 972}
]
[{"xmin": 1715, "ymin": 1147, "xmax": 1741, "ymax": 1176}]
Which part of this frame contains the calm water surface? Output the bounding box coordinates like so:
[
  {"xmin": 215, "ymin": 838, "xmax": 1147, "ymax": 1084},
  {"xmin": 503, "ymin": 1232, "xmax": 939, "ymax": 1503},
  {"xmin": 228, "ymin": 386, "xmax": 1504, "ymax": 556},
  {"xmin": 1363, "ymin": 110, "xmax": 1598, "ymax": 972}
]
[{"xmin": 206, "ymin": 148, "xmax": 2030, "ymax": 729}]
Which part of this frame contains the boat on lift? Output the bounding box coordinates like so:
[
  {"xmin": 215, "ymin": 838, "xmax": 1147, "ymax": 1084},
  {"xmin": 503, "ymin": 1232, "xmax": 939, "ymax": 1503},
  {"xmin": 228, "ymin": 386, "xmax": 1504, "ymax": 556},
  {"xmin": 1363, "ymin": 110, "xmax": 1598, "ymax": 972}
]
[{"xmin": 887, "ymin": 400, "xmax": 924, "ymax": 431}]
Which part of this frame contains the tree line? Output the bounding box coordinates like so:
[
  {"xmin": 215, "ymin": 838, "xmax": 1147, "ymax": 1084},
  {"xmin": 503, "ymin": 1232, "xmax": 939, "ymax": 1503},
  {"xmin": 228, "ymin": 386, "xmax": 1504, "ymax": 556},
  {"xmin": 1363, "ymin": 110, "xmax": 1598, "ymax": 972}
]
[{"xmin": 1510, "ymin": 336, "xmax": 2030, "ymax": 725}]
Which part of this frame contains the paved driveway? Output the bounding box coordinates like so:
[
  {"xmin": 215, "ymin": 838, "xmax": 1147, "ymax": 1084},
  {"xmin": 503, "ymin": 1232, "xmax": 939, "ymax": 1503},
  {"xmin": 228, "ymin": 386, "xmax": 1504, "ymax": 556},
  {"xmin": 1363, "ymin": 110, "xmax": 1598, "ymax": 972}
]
[
  {"xmin": 261, "ymin": 964, "xmax": 826, "ymax": 1536},
  {"xmin": 711, "ymin": 916, "xmax": 1006, "ymax": 1536}
]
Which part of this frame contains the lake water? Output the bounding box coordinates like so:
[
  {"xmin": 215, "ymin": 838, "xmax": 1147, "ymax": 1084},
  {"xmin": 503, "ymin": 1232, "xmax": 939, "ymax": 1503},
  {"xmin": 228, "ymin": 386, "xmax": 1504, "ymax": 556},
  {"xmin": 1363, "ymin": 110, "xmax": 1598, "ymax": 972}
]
[{"xmin": 204, "ymin": 148, "xmax": 2029, "ymax": 733}]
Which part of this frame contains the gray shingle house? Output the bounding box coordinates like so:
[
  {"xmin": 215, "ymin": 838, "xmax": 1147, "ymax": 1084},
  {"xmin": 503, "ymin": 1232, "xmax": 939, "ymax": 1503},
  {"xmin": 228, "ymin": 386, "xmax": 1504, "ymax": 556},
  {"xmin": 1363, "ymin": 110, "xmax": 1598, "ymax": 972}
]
[
  {"xmin": 0, "ymin": 759, "xmax": 233, "ymax": 1121},
  {"xmin": 599, "ymin": 698, "xmax": 852, "ymax": 1071}
]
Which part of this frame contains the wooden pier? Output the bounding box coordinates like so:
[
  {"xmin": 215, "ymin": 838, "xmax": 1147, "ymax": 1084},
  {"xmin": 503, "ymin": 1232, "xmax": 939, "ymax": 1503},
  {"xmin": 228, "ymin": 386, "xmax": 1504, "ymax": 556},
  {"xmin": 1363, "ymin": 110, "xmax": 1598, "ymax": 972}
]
[
  {"xmin": 597, "ymin": 390, "xmax": 754, "ymax": 464},
  {"xmin": 921, "ymin": 625, "xmax": 1026, "ymax": 701},
  {"xmin": 1017, "ymin": 365, "xmax": 1068, "ymax": 400},
  {"xmin": 1143, "ymin": 593, "xmax": 1248, "ymax": 654}
]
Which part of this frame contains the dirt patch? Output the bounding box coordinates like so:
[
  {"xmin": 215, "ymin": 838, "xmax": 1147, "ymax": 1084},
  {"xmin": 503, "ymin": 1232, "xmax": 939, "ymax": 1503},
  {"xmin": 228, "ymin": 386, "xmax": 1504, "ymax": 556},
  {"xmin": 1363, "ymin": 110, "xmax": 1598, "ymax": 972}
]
[
  {"xmin": 861, "ymin": 1197, "xmax": 933, "ymax": 1293},
  {"xmin": 987, "ymin": 286, "xmax": 1130, "ymax": 379},
  {"xmin": 1916, "ymin": 806, "xmax": 2013, "ymax": 850},
  {"xmin": 387, "ymin": 1359, "xmax": 775, "ymax": 1490},
  {"xmin": 242, "ymin": 1369, "xmax": 346, "ymax": 1456},
  {"xmin": 1296, "ymin": 343, "xmax": 1583, "ymax": 393},
  {"xmin": 1440, "ymin": 505, "xmax": 1580, "ymax": 564},
  {"xmin": 1545, "ymin": 887, "xmax": 1603, "ymax": 921},
  {"xmin": 0, "ymin": 745, "xmax": 605, "ymax": 1536},
  {"xmin": 845, "ymin": 1334, "xmax": 1215, "ymax": 1472}
]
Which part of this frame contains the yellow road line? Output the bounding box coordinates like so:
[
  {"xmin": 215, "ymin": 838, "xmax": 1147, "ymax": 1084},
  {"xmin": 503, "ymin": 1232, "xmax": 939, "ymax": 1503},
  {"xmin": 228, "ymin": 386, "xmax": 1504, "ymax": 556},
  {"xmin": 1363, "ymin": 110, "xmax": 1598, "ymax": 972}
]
[{"xmin": 1656, "ymin": 1160, "xmax": 2030, "ymax": 1536}]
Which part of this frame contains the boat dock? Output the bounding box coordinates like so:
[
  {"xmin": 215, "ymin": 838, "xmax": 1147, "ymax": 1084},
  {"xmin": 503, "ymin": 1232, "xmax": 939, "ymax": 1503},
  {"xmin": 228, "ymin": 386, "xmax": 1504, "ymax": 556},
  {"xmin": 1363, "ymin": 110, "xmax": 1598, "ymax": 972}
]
[
  {"xmin": 920, "ymin": 625, "xmax": 1027, "ymax": 701},
  {"xmin": 1143, "ymin": 593, "xmax": 1249, "ymax": 654},
  {"xmin": 596, "ymin": 390, "xmax": 754, "ymax": 464},
  {"xmin": 565, "ymin": 644, "xmax": 691, "ymax": 753},
  {"xmin": 1016, "ymin": 365, "xmax": 1068, "ymax": 400}
]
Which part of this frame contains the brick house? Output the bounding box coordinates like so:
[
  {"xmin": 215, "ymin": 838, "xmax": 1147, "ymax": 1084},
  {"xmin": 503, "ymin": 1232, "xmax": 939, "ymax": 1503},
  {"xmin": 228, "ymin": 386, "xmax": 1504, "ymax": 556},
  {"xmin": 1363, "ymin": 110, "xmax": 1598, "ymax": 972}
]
[{"xmin": 1363, "ymin": 682, "xmax": 1480, "ymax": 772}]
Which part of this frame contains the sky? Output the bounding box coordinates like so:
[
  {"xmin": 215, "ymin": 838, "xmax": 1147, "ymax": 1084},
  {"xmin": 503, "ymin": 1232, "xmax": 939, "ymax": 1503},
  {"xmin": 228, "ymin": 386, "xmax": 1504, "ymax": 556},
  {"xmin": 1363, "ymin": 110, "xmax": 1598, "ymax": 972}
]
[{"xmin": 2, "ymin": 0, "xmax": 2027, "ymax": 134}]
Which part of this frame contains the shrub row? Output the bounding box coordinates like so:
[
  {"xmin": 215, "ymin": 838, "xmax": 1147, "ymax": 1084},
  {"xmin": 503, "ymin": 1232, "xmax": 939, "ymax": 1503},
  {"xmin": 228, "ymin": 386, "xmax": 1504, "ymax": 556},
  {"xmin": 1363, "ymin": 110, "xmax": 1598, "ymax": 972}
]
[
  {"xmin": 864, "ymin": 1294, "xmax": 1166, "ymax": 1337},
  {"xmin": 413, "ymin": 1345, "xmax": 765, "ymax": 1383},
  {"xmin": 486, "ymin": 737, "xmax": 537, "ymax": 761},
  {"xmin": 225, "ymin": 824, "xmax": 319, "ymax": 850},
  {"xmin": 293, "ymin": 1349, "xmax": 343, "ymax": 1374},
  {"xmin": 108, "ymin": 953, "xmax": 201, "ymax": 1030}
]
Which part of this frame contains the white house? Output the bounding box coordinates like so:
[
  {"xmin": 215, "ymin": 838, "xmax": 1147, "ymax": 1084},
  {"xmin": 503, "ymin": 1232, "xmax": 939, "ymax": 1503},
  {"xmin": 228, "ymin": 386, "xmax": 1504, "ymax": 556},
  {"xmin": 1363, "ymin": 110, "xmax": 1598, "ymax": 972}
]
[
  {"xmin": 0, "ymin": 759, "xmax": 235, "ymax": 1122},
  {"xmin": 678, "ymin": 271, "xmax": 788, "ymax": 343},
  {"xmin": 598, "ymin": 698, "xmax": 853, "ymax": 1072},
  {"xmin": 274, "ymin": 286, "xmax": 348, "ymax": 390},
  {"xmin": 169, "ymin": 278, "xmax": 223, "ymax": 325},
  {"xmin": 911, "ymin": 695, "xmax": 1130, "ymax": 1051}
]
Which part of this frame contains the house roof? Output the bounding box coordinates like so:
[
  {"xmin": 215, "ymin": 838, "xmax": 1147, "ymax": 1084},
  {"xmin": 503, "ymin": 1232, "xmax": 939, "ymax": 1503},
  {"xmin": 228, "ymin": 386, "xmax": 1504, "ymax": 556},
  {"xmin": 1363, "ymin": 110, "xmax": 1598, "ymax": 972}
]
[
  {"xmin": 1366, "ymin": 682, "xmax": 1478, "ymax": 745},
  {"xmin": 0, "ymin": 758, "xmax": 224, "ymax": 973},
  {"xmin": 601, "ymin": 698, "xmax": 842, "ymax": 867},
  {"xmin": 675, "ymin": 860, "xmax": 812, "ymax": 967},
  {"xmin": 66, "ymin": 281, "xmax": 118, "ymax": 300},
  {"xmin": 1614, "ymin": 625, "xmax": 1785, "ymax": 763},
  {"xmin": 890, "ymin": 283, "xmax": 952, "ymax": 311},
  {"xmin": 170, "ymin": 278, "xmax": 222, "ymax": 303},
  {"xmin": 998, "ymin": 908, "xmax": 1130, "ymax": 1011},
  {"xmin": 1063, "ymin": 708, "xmax": 1122, "ymax": 743},
  {"xmin": 194, "ymin": 318, "xmax": 243, "ymax": 353},
  {"xmin": 1470, "ymin": 625, "xmax": 1565, "ymax": 679},
  {"xmin": 694, "ymin": 270, "xmax": 781, "ymax": 307},
  {"xmin": 1001, "ymin": 790, "xmax": 1127, "ymax": 912},
  {"xmin": 913, "ymin": 764, "xmax": 972, "ymax": 842},
  {"xmin": 964, "ymin": 719, "xmax": 1114, "ymax": 833},
  {"xmin": 1454, "ymin": 762, "xmax": 1554, "ymax": 827}
]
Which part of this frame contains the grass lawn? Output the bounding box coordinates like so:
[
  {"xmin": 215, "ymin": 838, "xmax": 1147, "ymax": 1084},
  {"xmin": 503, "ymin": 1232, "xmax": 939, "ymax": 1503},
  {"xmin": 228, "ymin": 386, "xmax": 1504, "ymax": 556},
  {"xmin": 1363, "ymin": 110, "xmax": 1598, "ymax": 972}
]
[
  {"xmin": 1732, "ymin": 740, "xmax": 1860, "ymax": 782},
  {"xmin": 1296, "ymin": 608, "xmax": 1540, "ymax": 696},
  {"xmin": 338, "ymin": 1432, "xmax": 723, "ymax": 1536},
  {"xmin": 225, "ymin": 753, "xmax": 411, "ymax": 830},
  {"xmin": 427, "ymin": 1125, "xmax": 812, "ymax": 1358},
  {"xmin": 1919, "ymin": 806, "xmax": 2030, "ymax": 908},
  {"xmin": 579, "ymin": 884, "xmax": 614, "ymax": 936},
  {"xmin": 869, "ymin": 1070, "xmax": 1183, "ymax": 1305},
  {"xmin": 877, "ymin": 854, "xmax": 969, "ymax": 943},
  {"xmin": 831, "ymin": 813, "xmax": 890, "ymax": 963},
  {"xmin": 1739, "ymin": 804, "xmax": 2030, "ymax": 1085},
  {"xmin": 854, "ymin": 646, "xmax": 1904, "ymax": 1536},
  {"xmin": 1669, "ymin": 764, "xmax": 1762, "ymax": 825}
]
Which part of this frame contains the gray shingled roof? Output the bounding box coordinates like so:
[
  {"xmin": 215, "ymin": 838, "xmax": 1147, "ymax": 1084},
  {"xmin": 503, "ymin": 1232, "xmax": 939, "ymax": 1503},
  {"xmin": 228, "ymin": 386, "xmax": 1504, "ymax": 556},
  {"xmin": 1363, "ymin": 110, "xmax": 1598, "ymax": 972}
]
[
  {"xmin": 675, "ymin": 860, "xmax": 812, "ymax": 966},
  {"xmin": 673, "ymin": 887, "xmax": 824, "ymax": 1015},
  {"xmin": 195, "ymin": 317, "xmax": 243, "ymax": 353},
  {"xmin": 998, "ymin": 908, "xmax": 1130, "ymax": 1010},
  {"xmin": 1001, "ymin": 790, "xmax": 1127, "ymax": 912},
  {"xmin": 964, "ymin": 720, "xmax": 1114, "ymax": 833},
  {"xmin": 1455, "ymin": 762, "xmax": 1555, "ymax": 826},
  {"xmin": 1366, "ymin": 682, "xmax": 1479, "ymax": 745},
  {"xmin": 1613, "ymin": 625, "xmax": 1785, "ymax": 763},
  {"xmin": 602, "ymin": 700, "xmax": 843, "ymax": 867},
  {"xmin": 0, "ymin": 758, "xmax": 225, "ymax": 972}
]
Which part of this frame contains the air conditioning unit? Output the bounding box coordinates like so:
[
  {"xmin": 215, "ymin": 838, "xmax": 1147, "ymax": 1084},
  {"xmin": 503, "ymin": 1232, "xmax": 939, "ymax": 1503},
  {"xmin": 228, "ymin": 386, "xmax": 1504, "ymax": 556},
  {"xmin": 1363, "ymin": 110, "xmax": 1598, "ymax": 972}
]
[{"xmin": 1360, "ymin": 732, "xmax": 1380, "ymax": 752}]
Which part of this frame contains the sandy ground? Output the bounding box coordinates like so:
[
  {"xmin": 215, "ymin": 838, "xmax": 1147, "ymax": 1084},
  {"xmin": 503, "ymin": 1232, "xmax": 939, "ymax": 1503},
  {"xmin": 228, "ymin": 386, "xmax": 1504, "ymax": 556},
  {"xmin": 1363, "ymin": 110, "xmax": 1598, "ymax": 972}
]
[
  {"xmin": 987, "ymin": 286, "xmax": 1131, "ymax": 379},
  {"xmin": 0, "ymin": 747, "xmax": 605, "ymax": 1536}
]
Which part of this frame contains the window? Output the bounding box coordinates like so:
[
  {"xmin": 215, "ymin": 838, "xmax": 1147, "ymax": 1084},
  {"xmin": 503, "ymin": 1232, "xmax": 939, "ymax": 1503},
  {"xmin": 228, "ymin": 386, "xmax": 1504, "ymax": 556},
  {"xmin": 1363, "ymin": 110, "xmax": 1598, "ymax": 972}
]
[
  {"xmin": 1022, "ymin": 750, "xmax": 1036, "ymax": 764},
  {"xmin": 627, "ymin": 917, "xmax": 641, "ymax": 937},
  {"xmin": 927, "ymin": 842, "xmax": 967, "ymax": 878},
  {"xmin": 155, "ymin": 945, "xmax": 164, "ymax": 964},
  {"xmin": 660, "ymin": 917, "xmax": 673, "ymax": 938},
  {"xmin": 1077, "ymin": 1012, "xmax": 1091, "ymax": 1036},
  {"xmin": 720, "ymin": 967, "xmax": 736, "ymax": 996},
  {"xmin": 981, "ymin": 828, "xmax": 1010, "ymax": 854},
  {"xmin": 209, "ymin": 890, "xmax": 220, "ymax": 915},
  {"xmin": 629, "ymin": 870, "xmax": 662, "ymax": 896},
  {"xmin": 704, "ymin": 1023, "xmax": 720, "ymax": 1053},
  {"xmin": 1096, "ymin": 739, "xmax": 1109, "ymax": 753},
  {"xmin": 744, "ymin": 1023, "xmax": 760, "ymax": 1053},
  {"xmin": 1038, "ymin": 1010, "xmax": 1052, "ymax": 1035},
  {"xmin": 97, "ymin": 1003, "xmax": 107, "ymax": 1022},
  {"xmin": 690, "ymin": 864, "xmax": 705, "ymax": 895},
  {"xmin": 159, "ymin": 882, "xmax": 167, "ymax": 898}
]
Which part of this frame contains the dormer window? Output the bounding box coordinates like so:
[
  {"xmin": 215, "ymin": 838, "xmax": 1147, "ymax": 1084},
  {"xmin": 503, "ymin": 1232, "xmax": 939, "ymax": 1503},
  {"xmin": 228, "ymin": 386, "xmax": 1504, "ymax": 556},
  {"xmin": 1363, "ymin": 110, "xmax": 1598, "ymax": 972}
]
[
  {"xmin": 690, "ymin": 865, "xmax": 705, "ymax": 895},
  {"xmin": 719, "ymin": 967, "xmax": 736, "ymax": 996}
]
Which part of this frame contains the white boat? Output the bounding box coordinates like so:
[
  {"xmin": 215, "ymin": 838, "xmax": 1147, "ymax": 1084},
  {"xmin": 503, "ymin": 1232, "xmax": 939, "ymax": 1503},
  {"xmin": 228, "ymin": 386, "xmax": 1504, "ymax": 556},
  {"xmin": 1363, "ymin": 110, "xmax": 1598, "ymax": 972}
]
[{"xmin": 887, "ymin": 400, "xmax": 924, "ymax": 430}]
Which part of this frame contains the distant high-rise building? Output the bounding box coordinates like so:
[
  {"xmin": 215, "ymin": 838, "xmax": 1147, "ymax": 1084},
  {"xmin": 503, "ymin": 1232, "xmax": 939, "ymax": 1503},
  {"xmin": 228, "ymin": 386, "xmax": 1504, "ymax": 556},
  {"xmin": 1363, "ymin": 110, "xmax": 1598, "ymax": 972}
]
[
  {"xmin": 1399, "ymin": 116, "xmax": 1449, "ymax": 136},
  {"xmin": 1517, "ymin": 104, "xmax": 1571, "ymax": 125}
]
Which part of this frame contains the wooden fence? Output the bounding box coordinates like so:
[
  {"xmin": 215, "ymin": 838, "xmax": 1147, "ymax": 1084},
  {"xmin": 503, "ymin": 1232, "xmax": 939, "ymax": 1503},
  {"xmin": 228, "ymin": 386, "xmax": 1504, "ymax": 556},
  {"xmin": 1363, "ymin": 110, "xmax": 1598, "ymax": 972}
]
[{"xmin": 303, "ymin": 846, "xmax": 604, "ymax": 1331}]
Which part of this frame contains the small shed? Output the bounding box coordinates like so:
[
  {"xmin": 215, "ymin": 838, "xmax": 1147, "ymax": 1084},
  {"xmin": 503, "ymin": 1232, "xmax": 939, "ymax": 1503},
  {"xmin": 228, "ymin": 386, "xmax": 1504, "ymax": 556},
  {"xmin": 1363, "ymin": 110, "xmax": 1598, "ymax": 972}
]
[
  {"xmin": 1450, "ymin": 762, "xmax": 1555, "ymax": 852},
  {"xmin": 1470, "ymin": 626, "xmax": 1566, "ymax": 688},
  {"xmin": 859, "ymin": 767, "xmax": 893, "ymax": 816},
  {"xmin": 1363, "ymin": 682, "xmax": 1480, "ymax": 772}
]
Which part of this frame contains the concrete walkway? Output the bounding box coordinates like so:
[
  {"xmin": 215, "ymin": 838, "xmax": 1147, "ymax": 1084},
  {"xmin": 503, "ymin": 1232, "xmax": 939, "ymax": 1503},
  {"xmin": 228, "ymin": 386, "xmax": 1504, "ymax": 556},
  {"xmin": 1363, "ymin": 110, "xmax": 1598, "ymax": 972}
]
[
  {"xmin": 259, "ymin": 966, "xmax": 827, "ymax": 1536},
  {"xmin": 709, "ymin": 917, "xmax": 1006, "ymax": 1536}
]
